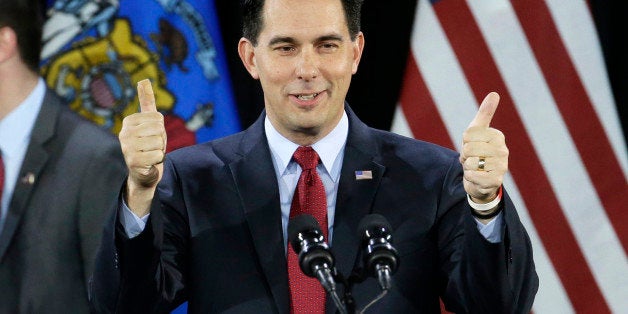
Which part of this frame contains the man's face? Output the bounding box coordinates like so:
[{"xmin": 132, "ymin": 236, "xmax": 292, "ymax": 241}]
[{"xmin": 239, "ymin": 0, "xmax": 364, "ymax": 145}]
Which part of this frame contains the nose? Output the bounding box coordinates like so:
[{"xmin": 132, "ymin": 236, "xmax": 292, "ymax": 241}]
[{"xmin": 295, "ymin": 49, "xmax": 319, "ymax": 81}]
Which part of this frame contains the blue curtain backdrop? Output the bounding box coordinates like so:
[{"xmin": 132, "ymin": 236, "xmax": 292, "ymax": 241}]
[{"xmin": 41, "ymin": 0, "xmax": 240, "ymax": 153}]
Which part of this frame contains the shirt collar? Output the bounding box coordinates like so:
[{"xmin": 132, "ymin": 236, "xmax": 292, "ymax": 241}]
[
  {"xmin": 0, "ymin": 78, "xmax": 46, "ymax": 158},
  {"xmin": 265, "ymin": 111, "xmax": 349, "ymax": 176}
]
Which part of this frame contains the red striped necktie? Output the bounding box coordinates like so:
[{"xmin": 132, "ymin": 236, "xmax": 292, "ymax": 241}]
[{"xmin": 287, "ymin": 146, "xmax": 328, "ymax": 313}]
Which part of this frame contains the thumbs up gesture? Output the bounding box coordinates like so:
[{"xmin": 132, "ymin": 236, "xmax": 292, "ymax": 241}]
[
  {"xmin": 118, "ymin": 79, "xmax": 167, "ymax": 217},
  {"xmin": 459, "ymin": 92, "xmax": 509, "ymax": 204}
]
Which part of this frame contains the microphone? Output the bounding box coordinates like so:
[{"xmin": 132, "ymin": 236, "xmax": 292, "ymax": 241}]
[
  {"xmin": 288, "ymin": 214, "xmax": 346, "ymax": 313},
  {"xmin": 357, "ymin": 214, "xmax": 399, "ymax": 291}
]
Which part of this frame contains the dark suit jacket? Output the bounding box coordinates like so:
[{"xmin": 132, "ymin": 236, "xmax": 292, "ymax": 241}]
[
  {"xmin": 91, "ymin": 106, "xmax": 538, "ymax": 313},
  {"xmin": 0, "ymin": 90, "xmax": 127, "ymax": 313}
]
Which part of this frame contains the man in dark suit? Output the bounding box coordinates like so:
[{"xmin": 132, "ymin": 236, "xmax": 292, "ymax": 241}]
[
  {"xmin": 90, "ymin": 0, "xmax": 538, "ymax": 313},
  {"xmin": 0, "ymin": 0, "xmax": 127, "ymax": 312}
]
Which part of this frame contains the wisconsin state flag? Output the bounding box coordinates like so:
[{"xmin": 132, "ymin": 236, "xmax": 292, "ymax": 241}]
[{"xmin": 41, "ymin": 0, "xmax": 241, "ymax": 152}]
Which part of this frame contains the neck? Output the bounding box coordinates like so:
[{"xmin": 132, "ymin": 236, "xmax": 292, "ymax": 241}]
[
  {"xmin": 270, "ymin": 113, "xmax": 344, "ymax": 147},
  {"xmin": 0, "ymin": 66, "xmax": 39, "ymax": 120}
]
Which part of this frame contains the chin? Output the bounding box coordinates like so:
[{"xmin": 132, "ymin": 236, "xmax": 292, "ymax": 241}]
[{"xmin": 294, "ymin": 122, "xmax": 322, "ymax": 134}]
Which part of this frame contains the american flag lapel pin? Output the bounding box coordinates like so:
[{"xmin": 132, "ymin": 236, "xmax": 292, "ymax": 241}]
[{"xmin": 355, "ymin": 170, "xmax": 373, "ymax": 180}]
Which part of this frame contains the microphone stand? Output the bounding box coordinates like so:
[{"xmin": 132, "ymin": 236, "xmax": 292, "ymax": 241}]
[
  {"xmin": 315, "ymin": 267, "xmax": 347, "ymax": 314},
  {"xmin": 339, "ymin": 262, "xmax": 393, "ymax": 313},
  {"xmin": 333, "ymin": 270, "xmax": 356, "ymax": 314}
]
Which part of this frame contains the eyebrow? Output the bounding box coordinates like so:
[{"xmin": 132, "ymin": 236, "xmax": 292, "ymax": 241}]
[
  {"xmin": 267, "ymin": 34, "xmax": 344, "ymax": 46},
  {"xmin": 317, "ymin": 34, "xmax": 344, "ymax": 42},
  {"xmin": 268, "ymin": 36, "xmax": 297, "ymax": 46}
]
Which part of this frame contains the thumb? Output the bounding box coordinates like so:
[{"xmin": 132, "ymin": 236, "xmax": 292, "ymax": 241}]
[
  {"xmin": 137, "ymin": 79, "xmax": 157, "ymax": 113},
  {"xmin": 469, "ymin": 92, "xmax": 500, "ymax": 128}
]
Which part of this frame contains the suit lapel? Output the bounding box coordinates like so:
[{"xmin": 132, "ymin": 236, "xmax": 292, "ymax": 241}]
[
  {"xmin": 332, "ymin": 149, "xmax": 384, "ymax": 279},
  {"xmin": 331, "ymin": 108, "xmax": 385, "ymax": 280},
  {"xmin": 0, "ymin": 91, "xmax": 58, "ymax": 262},
  {"xmin": 228, "ymin": 115, "xmax": 290, "ymax": 314},
  {"xmin": 325, "ymin": 108, "xmax": 385, "ymax": 313}
]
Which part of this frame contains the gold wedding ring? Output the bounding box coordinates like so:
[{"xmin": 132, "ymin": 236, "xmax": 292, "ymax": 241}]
[{"xmin": 478, "ymin": 157, "xmax": 486, "ymax": 171}]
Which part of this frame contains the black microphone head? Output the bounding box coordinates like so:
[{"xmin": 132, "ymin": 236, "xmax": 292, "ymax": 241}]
[
  {"xmin": 288, "ymin": 214, "xmax": 320, "ymax": 247},
  {"xmin": 357, "ymin": 214, "xmax": 392, "ymax": 239},
  {"xmin": 288, "ymin": 214, "xmax": 334, "ymax": 277},
  {"xmin": 358, "ymin": 214, "xmax": 399, "ymax": 276}
]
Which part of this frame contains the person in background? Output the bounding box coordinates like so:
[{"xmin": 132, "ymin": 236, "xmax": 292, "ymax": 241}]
[
  {"xmin": 0, "ymin": 0, "xmax": 127, "ymax": 312},
  {"xmin": 90, "ymin": 0, "xmax": 538, "ymax": 313}
]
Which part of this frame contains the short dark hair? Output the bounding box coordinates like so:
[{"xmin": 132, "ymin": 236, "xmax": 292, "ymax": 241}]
[
  {"xmin": 0, "ymin": 0, "xmax": 44, "ymax": 72},
  {"xmin": 242, "ymin": 0, "xmax": 364, "ymax": 46}
]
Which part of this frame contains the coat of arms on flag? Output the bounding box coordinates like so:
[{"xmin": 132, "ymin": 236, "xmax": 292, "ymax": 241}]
[{"xmin": 40, "ymin": 0, "xmax": 240, "ymax": 152}]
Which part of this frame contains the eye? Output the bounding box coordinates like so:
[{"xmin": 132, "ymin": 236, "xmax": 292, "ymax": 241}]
[
  {"xmin": 319, "ymin": 42, "xmax": 339, "ymax": 52},
  {"xmin": 274, "ymin": 45, "xmax": 296, "ymax": 54}
]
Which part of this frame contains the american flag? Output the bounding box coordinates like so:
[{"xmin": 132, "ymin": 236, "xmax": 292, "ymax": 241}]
[
  {"xmin": 391, "ymin": 0, "xmax": 628, "ymax": 313},
  {"xmin": 355, "ymin": 170, "xmax": 373, "ymax": 180}
]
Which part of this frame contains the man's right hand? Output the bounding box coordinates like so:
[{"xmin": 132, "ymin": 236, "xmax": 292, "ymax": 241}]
[{"xmin": 118, "ymin": 79, "xmax": 166, "ymax": 217}]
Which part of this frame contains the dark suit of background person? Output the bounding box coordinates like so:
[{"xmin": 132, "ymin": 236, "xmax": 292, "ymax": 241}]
[
  {"xmin": 89, "ymin": 0, "xmax": 538, "ymax": 313},
  {"xmin": 0, "ymin": 0, "xmax": 127, "ymax": 312}
]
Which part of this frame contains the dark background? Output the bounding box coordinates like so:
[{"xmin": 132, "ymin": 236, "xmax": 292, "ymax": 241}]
[{"xmin": 214, "ymin": 0, "xmax": 627, "ymax": 147}]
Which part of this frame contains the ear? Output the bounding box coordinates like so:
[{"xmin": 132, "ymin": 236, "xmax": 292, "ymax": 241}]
[
  {"xmin": 0, "ymin": 26, "xmax": 18, "ymax": 63},
  {"xmin": 351, "ymin": 31, "xmax": 365, "ymax": 75},
  {"xmin": 238, "ymin": 37, "xmax": 260, "ymax": 80}
]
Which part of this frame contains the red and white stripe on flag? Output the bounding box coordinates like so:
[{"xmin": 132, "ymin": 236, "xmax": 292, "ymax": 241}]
[{"xmin": 391, "ymin": 0, "xmax": 628, "ymax": 313}]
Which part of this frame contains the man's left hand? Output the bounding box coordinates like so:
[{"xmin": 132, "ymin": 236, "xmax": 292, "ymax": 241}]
[{"xmin": 459, "ymin": 92, "xmax": 509, "ymax": 204}]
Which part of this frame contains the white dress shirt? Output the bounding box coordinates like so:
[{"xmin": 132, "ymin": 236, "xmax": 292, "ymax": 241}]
[
  {"xmin": 265, "ymin": 112, "xmax": 348, "ymax": 250},
  {"xmin": 0, "ymin": 79, "xmax": 45, "ymax": 234}
]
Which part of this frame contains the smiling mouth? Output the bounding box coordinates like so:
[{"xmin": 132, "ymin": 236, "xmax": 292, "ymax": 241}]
[{"xmin": 296, "ymin": 93, "xmax": 319, "ymax": 100}]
